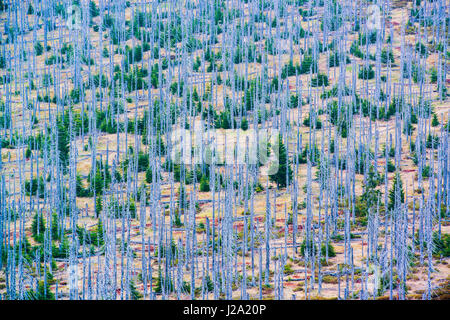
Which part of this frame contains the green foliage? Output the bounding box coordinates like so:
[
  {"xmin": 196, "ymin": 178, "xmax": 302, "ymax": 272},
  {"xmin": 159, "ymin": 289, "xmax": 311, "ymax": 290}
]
[
  {"xmin": 433, "ymin": 232, "xmax": 450, "ymax": 257},
  {"xmin": 321, "ymin": 243, "xmax": 336, "ymax": 257},
  {"xmin": 102, "ymin": 47, "xmax": 109, "ymax": 58},
  {"xmin": 129, "ymin": 279, "xmax": 142, "ymax": 300},
  {"xmin": 242, "ymin": 79, "xmax": 262, "ymax": 110},
  {"xmin": 145, "ymin": 167, "xmax": 153, "ymax": 184},
  {"xmin": 154, "ymin": 267, "xmax": 174, "ymax": 294},
  {"xmin": 387, "ymin": 160, "xmax": 396, "ymax": 173},
  {"xmin": 25, "ymin": 177, "xmax": 45, "ymax": 198},
  {"xmin": 151, "ymin": 64, "xmax": 159, "ymax": 88},
  {"xmin": 358, "ymin": 65, "xmax": 375, "ymax": 79},
  {"xmin": 0, "ymin": 110, "xmax": 11, "ymax": 128},
  {"xmin": 328, "ymin": 101, "xmax": 351, "ymax": 137},
  {"xmin": 300, "ymin": 239, "xmax": 317, "ymax": 257},
  {"xmin": 123, "ymin": 66, "xmax": 148, "ymax": 92},
  {"xmin": 350, "ymin": 41, "xmax": 366, "ymax": 59},
  {"xmin": 200, "ymin": 176, "xmax": 210, "ymax": 192},
  {"xmin": 173, "ymin": 211, "xmax": 183, "ymax": 227},
  {"xmin": 388, "ymin": 172, "xmax": 405, "ymax": 211},
  {"xmin": 202, "ymin": 275, "xmax": 214, "ymax": 292},
  {"xmin": 381, "ymin": 49, "xmax": 395, "ymax": 64},
  {"xmin": 322, "ymin": 4, "xmax": 342, "ymax": 31},
  {"xmin": 25, "ymin": 148, "xmax": 32, "ymax": 159},
  {"xmin": 52, "ymin": 235, "xmax": 70, "ymax": 259},
  {"xmin": 311, "ymin": 73, "xmax": 329, "ymax": 87},
  {"xmin": 178, "ymin": 184, "xmax": 186, "ymax": 209},
  {"xmin": 45, "ymin": 55, "xmax": 63, "ymax": 66},
  {"xmin": 27, "ymin": 280, "xmax": 55, "ymax": 300},
  {"xmin": 298, "ymin": 143, "xmax": 320, "ymax": 165},
  {"xmin": 422, "ymin": 165, "xmax": 431, "ymax": 178},
  {"xmin": 426, "ymin": 134, "xmax": 439, "ymax": 148},
  {"xmin": 32, "ymin": 213, "xmax": 46, "ymax": 243},
  {"xmin": 241, "ymin": 117, "xmax": 249, "ymax": 131},
  {"xmin": 269, "ymin": 135, "xmax": 293, "ymax": 188},
  {"xmin": 95, "ymin": 196, "xmax": 103, "ymax": 216},
  {"xmin": 27, "ymin": 4, "xmax": 34, "ymax": 14},
  {"xmin": 377, "ymin": 273, "xmax": 400, "ymax": 296},
  {"xmin": 321, "ymin": 85, "xmax": 352, "ymax": 99},
  {"xmin": 69, "ymin": 88, "xmax": 82, "ymax": 104},
  {"xmin": 137, "ymin": 152, "xmax": 149, "ymax": 172},
  {"xmin": 107, "ymin": 195, "xmax": 137, "ymax": 219},
  {"xmin": 281, "ymin": 60, "xmax": 298, "ymax": 79},
  {"xmin": 271, "ymin": 76, "xmax": 279, "ymax": 90},
  {"xmin": 215, "ymin": 110, "xmax": 232, "ymax": 129},
  {"xmin": 51, "ymin": 212, "xmax": 60, "ymax": 241},
  {"xmin": 415, "ymin": 42, "xmax": 428, "ymax": 57},
  {"xmin": 156, "ymin": 240, "xmax": 178, "ymax": 259},
  {"xmin": 89, "ymin": 1, "xmax": 100, "ymax": 17},
  {"xmin": 89, "ymin": 160, "xmax": 111, "ymax": 195},
  {"xmin": 356, "ymin": 166, "xmax": 382, "ymax": 217},
  {"xmin": 358, "ymin": 31, "xmax": 377, "ymax": 45},
  {"xmin": 170, "ymin": 81, "xmax": 184, "ymax": 97},
  {"xmin": 77, "ymin": 218, "xmax": 104, "ymax": 247},
  {"xmin": 328, "ymin": 51, "xmax": 350, "ymax": 67},
  {"xmin": 95, "ymin": 219, "xmax": 104, "ymax": 246},
  {"xmin": 299, "ymin": 55, "xmax": 318, "ymax": 74},
  {"xmin": 174, "ymin": 165, "xmax": 193, "ymax": 184},
  {"xmin": 56, "ymin": 116, "xmax": 70, "ymax": 170},
  {"xmin": 43, "ymin": 73, "xmax": 53, "ymax": 87},
  {"xmin": 92, "ymin": 73, "xmax": 109, "ymax": 88},
  {"xmin": 431, "ymin": 113, "xmax": 439, "ymax": 127},
  {"xmin": 430, "ymin": 67, "xmax": 438, "ymax": 83},
  {"xmin": 76, "ymin": 175, "xmax": 90, "ymax": 197},
  {"xmin": 34, "ymin": 42, "xmax": 44, "ymax": 56},
  {"xmin": 193, "ymin": 56, "xmax": 201, "ymax": 72},
  {"xmin": 303, "ymin": 113, "xmax": 322, "ymax": 129}
]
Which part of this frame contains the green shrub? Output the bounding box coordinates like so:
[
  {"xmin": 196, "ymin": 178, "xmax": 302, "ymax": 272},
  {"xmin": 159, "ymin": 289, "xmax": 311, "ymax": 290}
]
[
  {"xmin": 300, "ymin": 239, "xmax": 317, "ymax": 257},
  {"xmin": 433, "ymin": 232, "xmax": 450, "ymax": 257},
  {"xmin": 358, "ymin": 65, "xmax": 375, "ymax": 79},
  {"xmin": 415, "ymin": 42, "xmax": 428, "ymax": 57},
  {"xmin": 31, "ymin": 213, "xmax": 46, "ymax": 243},
  {"xmin": 200, "ymin": 176, "xmax": 210, "ymax": 192},
  {"xmin": 299, "ymin": 55, "xmax": 318, "ymax": 74},
  {"xmin": 328, "ymin": 52, "xmax": 350, "ymax": 67},
  {"xmin": 311, "ymin": 73, "xmax": 329, "ymax": 87},
  {"xmin": 381, "ymin": 49, "xmax": 394, "ymax": 64},
  {"xmin": 25, "ymin": 177, "xmax": 45, "ymax": 197},
  {"xmin": 145, "ymin": 167, "xmax": 153, "ymax": 183},
  {"xmin": 27, "ymin": 280, "xmax": 55, "ymax": 300},
  {"xmin": 321, "ymin": 243, "xmax": 336, "ymax": 257},
  {"xmin": 34, "ymin": 42, "xmax": 43, "ymax": 56}
]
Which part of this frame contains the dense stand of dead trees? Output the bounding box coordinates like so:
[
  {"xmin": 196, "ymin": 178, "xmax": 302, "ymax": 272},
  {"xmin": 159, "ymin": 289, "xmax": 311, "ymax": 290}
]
[{"xmin": 0, "ymin": 0, "xmax": 448, "ymax": 300}]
